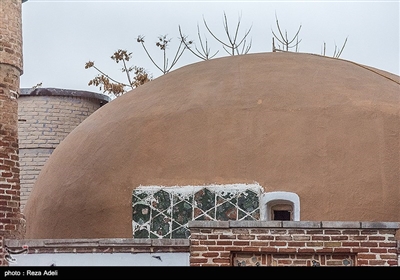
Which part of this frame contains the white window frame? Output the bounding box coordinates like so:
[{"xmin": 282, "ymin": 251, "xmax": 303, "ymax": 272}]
[{"xmin": 260, "ymin": 191, "xmax": 300, "ymax": 221}]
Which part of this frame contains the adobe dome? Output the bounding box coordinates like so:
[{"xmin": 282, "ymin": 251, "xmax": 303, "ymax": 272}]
[{"xmin": 24, "ymin": 52, "xmax": 400, "ymax": 239}]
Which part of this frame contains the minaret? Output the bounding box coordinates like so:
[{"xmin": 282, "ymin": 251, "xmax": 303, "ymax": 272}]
[{"xmin": 0, "ymin": 0, "xmax": 25, "ymax": 258}]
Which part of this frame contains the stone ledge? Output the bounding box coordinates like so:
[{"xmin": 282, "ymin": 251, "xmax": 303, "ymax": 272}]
[
  {"xmin": 5, "ymin": 238, "xmax": 190, "ymax": 250},
  {"xmin": 321, "ymin": 221, "xmax": 361, "ymax": 228},
  {"xmin": 188, "ymin": 221, "xmax": 400, "ymax": 229},
  {"xmin": 229, "ymin": 221, "xmax": 282, "ymax": 228},
  {"xmin": 151, "ymin": 239, "xmax": 190, "ymax": 247},
  {"xmin": 361, "ymin": 222, "xmax": 400, "ymax": 229},
  {"xmin": 188, "ymin": 221, "xmax": 229, "ymax": 228},
  {"xmin": 98, "ymin": 238, "xmax": 151, "ymax": 246},
  {"xmin": 282, "ymin": 221, "xmax": 321, "ymax": 228}
]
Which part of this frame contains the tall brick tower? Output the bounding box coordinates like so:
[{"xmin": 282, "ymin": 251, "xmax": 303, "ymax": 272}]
[{"xmin": 0, "ymin": 0, "xmax": 25, "ymax": 265}]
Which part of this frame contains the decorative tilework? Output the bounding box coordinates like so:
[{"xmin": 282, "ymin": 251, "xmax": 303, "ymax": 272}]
[{"xmin": 132, "ymin": 184, "xmax": 262, "ymax": 239}]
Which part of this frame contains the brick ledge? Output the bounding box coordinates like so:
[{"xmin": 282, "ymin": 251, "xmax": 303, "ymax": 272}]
[{"xmin": 188, "ymin": 221, "xmax": 400, "ymax": 229}]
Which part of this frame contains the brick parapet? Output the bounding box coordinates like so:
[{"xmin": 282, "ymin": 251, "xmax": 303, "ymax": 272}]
[{"xmin": 188, "ymin": 221, "xmax": 400, "ymax": 266}]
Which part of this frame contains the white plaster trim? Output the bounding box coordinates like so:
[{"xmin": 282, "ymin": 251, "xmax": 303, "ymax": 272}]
[
  {"xmin": 135, "ymin": 183, "xmax": 263, "ymax": 196},
  {"xmin": 260, "ymin": 191, "xmax": 300, "ymax": 221}
]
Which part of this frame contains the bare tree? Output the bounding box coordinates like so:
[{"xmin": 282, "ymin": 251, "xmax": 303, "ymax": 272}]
[
  {"xmin": 136, "ymin": 34, "xmax": 189, "ymax": 75},
  {"xmin": 271, "ymin": 13, "xmax": 302, "ymax": 52},
  {"xmin": 179, "ymin": 12, "xmax": 252, "ymax": 60},
  {"xmin": 321, "ymin": 37, "xmax": 348, "ymax": 58},
  {"xmin": 202, "ymin": 12, "xmax": 252, "ymax": 56},
  {"xmin": 179, "ymin": 24, "xmax": 219, "ymax": 61}
]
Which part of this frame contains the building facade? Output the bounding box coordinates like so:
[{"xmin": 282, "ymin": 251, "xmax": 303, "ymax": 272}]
[
  {"xmin": 1, "ymin": 0, "xmax": 399, "ymax": 268},
  {"xmin": 3, "ymin": 221, "xmax": 399, "ymax": 266}
]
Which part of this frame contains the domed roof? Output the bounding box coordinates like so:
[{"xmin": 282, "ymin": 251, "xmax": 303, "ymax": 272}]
[{"xmin": 24, "ymin": 52, "xmax": 400, "ymax": 239}]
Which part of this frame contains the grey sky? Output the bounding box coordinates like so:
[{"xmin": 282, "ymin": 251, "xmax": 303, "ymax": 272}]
[{"xmin": 20, "ymin": 0, "xmax": 400, "ymax": 94}]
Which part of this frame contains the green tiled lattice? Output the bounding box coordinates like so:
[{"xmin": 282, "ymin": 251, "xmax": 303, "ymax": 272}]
[{"xmin": 132, "ymin": 186, "xmax": 261, "ymax": 239}]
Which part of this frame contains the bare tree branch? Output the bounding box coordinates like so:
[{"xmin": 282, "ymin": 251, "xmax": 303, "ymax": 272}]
[
  {"xmin": 272, "ymin": 13, "xmax": 302, "ymax": 52},
  {"xmin": 203, "ymin": 11, "xmax": 252, "ymax": 56}
]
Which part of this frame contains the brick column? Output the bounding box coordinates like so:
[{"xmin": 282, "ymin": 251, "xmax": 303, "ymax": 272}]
[{"xmin": 0, "ymin": 0, "xmax": 25, "ymax": 266}]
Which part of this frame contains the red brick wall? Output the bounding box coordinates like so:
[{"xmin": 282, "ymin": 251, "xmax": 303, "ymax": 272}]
[
  {"xmin": 0, "ymin": 0, "xmax": 23, "ymax": 71},
  {"xmin": 0, "ymin": 0, "xmax": 24, "ymax": 267},
  {"xmin": 0, "ymin": 64, "xmax": 24, "ymax": 241},
  {"xmin": 189, "ymin": 221, "xmax": 400, "ymax": 266}
]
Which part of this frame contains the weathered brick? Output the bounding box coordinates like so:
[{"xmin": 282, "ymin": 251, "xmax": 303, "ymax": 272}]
[
  {"xmin": 250, "ymin": 241, "xmax": 269, "ymax": 247},
  {"xmin": 357, "ymin": 259, "xmax": 369, "ymax": 266},
  {"xmin": 277, "ymin": 248, "xmax": 297, "ymax": 253},
  {"xmin": 256, "ymin": 235, "xmax": 274, "ymax": 240},
  {"xmin": 333, "ymin": 248, "xmax": 351, "ymax": 253},
  {"xmin": 368, "ymin": 260, "xmax": 386, "ymax": 266},
  {"xmin": 212, "ymin": 258, "xmax": 230, "ymax": 264},
  {"xmin": 351, "ymin": 247, "xmax": 369, "ymax": 253},
  {"xmin": 306, "ymin": 242, "xmax": 323, "ymax": 247},
  {"xmin": 276, "ymin": 235, "xmax": 292, "ymax": 241},
  {"xmin": 287, "ymin": 242, "xmax": 306, "ymax": 247},
  {"xmin": 232, "ymin": 241, "xmax": 250, "ymax": 246},
  {"xmin": 274, "ymin": 259, "xmax": 292, "ymax": 265},
  {"xmin": 312, "ymin": 235, "xmax": 330, "ymax": 241},
  {"xmin": 237, "ymin": 235, "xmax": 255, "ymax": 240},
  {"xmin": 315, "ymin": 248, "xmax": 334, "ymax": 253},
  {"xmin": 191, "ymin": 246, "xmax": 208, "ymax": 251},
  {"xmin": 378, "ymin": 242, "xmax": 397, "ymax": 248},
  {"xmin": 207, "ymin": 246, "xmax": 226, "ymax": 251},
  {"xmin": 330, "ymin": 235, "xmax": 348, "ymax": 241},
  {"xmin": 190, "ymin": 258, "xmax": 208, "ymax": 263},
  {"xmin": 292, "ymin": 260, "xmax": 307, "ymax": 265},
  {"xmin": 351, "ymin": 236, "xmax": 368, "ymax": 240},
  {"xmin": 270, "ymin": 241, "xmax": 287, "ymax": 246},
  {"xmin": 342, "ymin": 242, "xmax": 360, "ymax": 247},
  {"xmin": 306, "ymin": 230, "xmax": 323, "ymax": 234},
  {"xmin": 357, "ymin": 253, "xmax": 376, "ymax": 259},
  {"xmin": 199, "ymin": 240, "xmax": 216, "ymax": 246},
  {"xmin": 298, "ymin": 248, "xmax": 315, "ymax": 253},
  {"xmin": 360, "ymin": 242, "xmax": 378, "ymax": 247},
  {"xmin": 202, "ymin": 252, "xmax": 219, "ymax": 258},
  {"xmin": 379, "ymin": 254, "xmax": 397, "ymax": 260},
  {"xmin": 215, "ymin": 241, "xmax": 232, "ymax": 246},
  {"xmin": 242, "ymin": 246, "xmax": 261, "ymax": 252}
]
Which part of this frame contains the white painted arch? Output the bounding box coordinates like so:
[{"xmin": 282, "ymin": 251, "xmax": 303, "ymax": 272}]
[{"xmin": 260, "ymin": 191, "xmax": 300, "ymax": 221}]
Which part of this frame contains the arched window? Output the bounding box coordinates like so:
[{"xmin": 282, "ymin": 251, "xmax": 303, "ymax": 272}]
[{"xmin": 260, "ymin": 191, "xmax": 300, "ymax": 221}]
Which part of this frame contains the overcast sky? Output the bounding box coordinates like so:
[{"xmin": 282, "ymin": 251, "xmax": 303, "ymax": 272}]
[{"xmin": 20, "ymin": 0, "xmax": 400, "ymax": 94}]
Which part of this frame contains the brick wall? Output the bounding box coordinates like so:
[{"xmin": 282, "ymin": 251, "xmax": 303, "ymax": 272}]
[
  {"xmin": 0, "ymin": 0, "xmax": 24, "ymax": 245},
  {"xmin": 18, "ymin": 88, "xmax": 109, "ymax": 210},
  {"xmin": 0, "ymin": 0, "xmax": 23, "ymax": 71},
  {"xmin": 0, "ymin": 236, "xmax": 5, "ymax": 266},
  {"xmin": 188, "ymin": 221, "xmax": 400, "ymax": 266}
]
